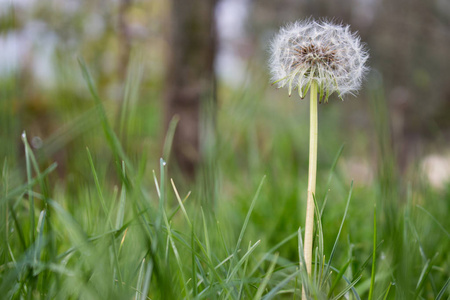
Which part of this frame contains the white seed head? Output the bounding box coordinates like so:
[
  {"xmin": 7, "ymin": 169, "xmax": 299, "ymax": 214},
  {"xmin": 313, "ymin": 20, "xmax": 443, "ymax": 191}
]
[{"xmin": 269, "ymin": 19, "xmax": 369, "ymax": 101}]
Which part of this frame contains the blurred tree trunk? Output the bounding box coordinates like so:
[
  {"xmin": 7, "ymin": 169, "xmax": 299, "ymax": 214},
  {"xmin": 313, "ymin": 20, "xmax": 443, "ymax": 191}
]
[
  {"xmin": 118, "ymin": 0, "xmax": 132, "ymax": 82},
  {"xmin": 165, "ymin": 0, "xmax": 217, "ymax": 178}
]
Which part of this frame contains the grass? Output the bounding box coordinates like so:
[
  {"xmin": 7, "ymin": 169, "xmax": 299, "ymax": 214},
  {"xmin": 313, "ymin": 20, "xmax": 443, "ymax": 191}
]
[{"xmin": 0, "ymin": 59, "xmax": 449, "ymax": 299}]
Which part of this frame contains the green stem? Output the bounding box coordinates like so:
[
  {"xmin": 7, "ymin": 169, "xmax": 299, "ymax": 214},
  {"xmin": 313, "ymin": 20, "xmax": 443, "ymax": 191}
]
[{"xmin": 304, "ymin": 81, "xmax": 318, "ymax": 276}]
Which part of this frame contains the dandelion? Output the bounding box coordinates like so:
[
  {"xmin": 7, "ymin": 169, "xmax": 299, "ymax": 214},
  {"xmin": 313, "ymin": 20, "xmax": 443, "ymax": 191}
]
[
  {"xmin": 269, "ymin": 19, "xmax": 368, "ymax": 101},
  {"xmin": 269, "ymin": 19, "xmax": 368, "ymax": 298}
]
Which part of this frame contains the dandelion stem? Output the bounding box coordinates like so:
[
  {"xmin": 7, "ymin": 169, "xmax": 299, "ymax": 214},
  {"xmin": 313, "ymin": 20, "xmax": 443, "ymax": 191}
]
[{"xmin": 303, "ymin": 80, "xmax": 318, "ymax": 297}]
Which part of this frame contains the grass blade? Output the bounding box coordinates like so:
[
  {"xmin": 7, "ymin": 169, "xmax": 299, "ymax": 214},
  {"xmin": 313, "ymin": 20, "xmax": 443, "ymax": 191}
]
[
  {"xmin": 78, "ymin": 57, "xmax": 133, "ymax": 175},
  {"xmin": 414, "ymin": 253, "xmax": 438, "ymax": 298},
  {"xmin": 416, "ymin": 205, "xmax": 450, "ymax": 239},
  {"xmin": 382, "ymin": 282, "xmax": 393, "ymax": 300},
  {"xmin": 170, "ymin": 178, "xmax": 192, "ymax": 228},
  {"xmin": 320, "ymin": 144, "xmax": 345, "ymax": 217},
  {"xmin": 227, "ymin": 240, "xmax": 261, "ymax": 283},
  {"xmin": 234, "ymin": 176, "xmax": 266, "ymax": 255},
  {"xmin": 86, "ymin": 147, "xmax": 112, "ymax": 228},
  {"xmin": 115, "ymin": 162, "xmax": 127, "ymax": 230},
  {"xmin": 368, "ymin": 203, "xmax": 377, "ymax": 300},
  {"xmin": 261, "ymin": 270, "xmax": 300, "ymax": 300},
  {"xmin": 436, "ymin": 277, "xmax": 450, "ymax": 300},
  {"xmin": 327, "ymin": 258, "xmax": 351, "ymax": 298},
  {"xmin": 254, "ymin": 253, "xmax": 279, "ymax": 300},
  {"xmin": 248, "ymin": 231, "xmax": 297, "ymax": 278},
  {"xmin": 237, "ymin": 241, "xmax": 252, "ymax": 299},
  {"xmin": 140, "ymin": 259, "xmax": 153, "ymax": 300},
  {"xmin": 330, "ymin": 274, "xmax": 362, "ymax": 300},
  {"xmin": 322, "ymin": 181, "xmax": 353, "ymax": 288},
  {"xmin": 162, "ymin": 116, "xmax": 180, "ymax": 163},
  {"xmin": 135, "ymin": 258, "xmax": 146, "ymax": 300},
  {"xmin": 22, "ymin": 132, "xmax": 35, "ymax": 244}
]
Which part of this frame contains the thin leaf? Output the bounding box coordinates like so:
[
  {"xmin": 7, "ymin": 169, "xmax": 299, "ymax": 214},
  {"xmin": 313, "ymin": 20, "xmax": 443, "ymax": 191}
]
[
  {"xmin": 436, "ymin": 277, "xmax": 450, "ymax": 300},
  {"xmin": 233, "ymin": 176, "xmax": 265, "ymax": 255},
  {"xmin": 327, "ymin": 258, "xmax": 352, "ymax": 298},
  {"xmin": 322, "ymin": 181, "xmax": 353, "ymax": 288},
  {"xmin": 253, "ymin": 253, "xmax": 279, "ymax": 300},
  {"xmin": 416, "ymin": 205, "xmax": 450, "ymax": 239},
  {"xmin": 261, "ymin": 270, "xmax": 300, "ymax": 300},
  {"xmin": 368, "ymin": 203, "xmax": 377, "ymax": 300},
  {"xmin": 330, "ymin": 274, "xmax": 362, "ymax": 300},
  {"xmin": 382, "ymin": 282, "xmax": 393, "ymax": 300},
  {"xmin": 135, "ymin": 258, "xmax": 146, "ymax": 300},
  {"xmin": 227, "ymin": 240, "xmax": 261, "ymax": 283}
]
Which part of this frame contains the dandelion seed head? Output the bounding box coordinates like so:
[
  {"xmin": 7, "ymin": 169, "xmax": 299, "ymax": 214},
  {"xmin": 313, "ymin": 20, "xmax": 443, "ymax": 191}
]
[{"xmin": 269, "ymin": 19, "xmax": 369, "ymax": 101}]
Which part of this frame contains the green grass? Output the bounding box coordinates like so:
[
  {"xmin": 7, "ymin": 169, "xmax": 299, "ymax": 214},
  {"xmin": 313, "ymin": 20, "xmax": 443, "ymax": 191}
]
[{"xmin": 0, "ymin": 60, "xmax": 449, "ymax": 299}]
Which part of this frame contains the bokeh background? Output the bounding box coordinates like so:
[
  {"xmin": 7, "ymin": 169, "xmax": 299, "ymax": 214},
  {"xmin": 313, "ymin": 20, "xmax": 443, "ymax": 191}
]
[
  {"xmin": 2, "ymin": 0, "xmax": 450, "ymax": 184},
  {"xmin": 1, "ymin": 0, "xmax": 450, "ymax": 298}
]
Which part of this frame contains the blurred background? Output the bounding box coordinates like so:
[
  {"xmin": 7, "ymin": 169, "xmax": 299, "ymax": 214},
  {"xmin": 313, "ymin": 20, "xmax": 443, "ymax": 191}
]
[
  {"xmin": 2, "ymin": 0, "xmax": 450, "ymax": 226},
  {"xmin": 1, "ymin": 0, "xmax": 450, "ymax": 297},
  {"xmin": 1, "ymin": 0, "xmax": 450, "ymax": 183}
]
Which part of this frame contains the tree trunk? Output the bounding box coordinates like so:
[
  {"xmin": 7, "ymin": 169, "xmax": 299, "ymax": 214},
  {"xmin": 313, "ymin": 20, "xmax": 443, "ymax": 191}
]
[{"xmin": 165, "ymin": 0, "xmax": 216, "ymax": 178}]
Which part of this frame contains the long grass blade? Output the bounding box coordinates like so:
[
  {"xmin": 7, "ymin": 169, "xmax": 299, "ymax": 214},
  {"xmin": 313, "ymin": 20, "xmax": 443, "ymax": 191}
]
[
  {"xmin": 382, "ymin": 282, "xmax": 393, "ymax": 300},
  {"xmin": 162, "ymin": 116, "xmax": 180, "ymax": 163},
  {"xmin": 254, "ymin": 253, "xmax": 279, "ymax": 300},
  {"xmin": 86, "ymin": 147, "xmax": 112, "ymax": 228},
  {"xmin": 330, "ymin": 274, "xmax": 362, "ymax": 300},
  {"xmin": 322, "ymin": 181, "xmax": 353, "ymax": 288},
  {"xmin": 22, "ymin": 132, "xmax": 35, "ymax": 244},
  {"xmin": 416, "ymin": 205, "xmax": 450, "ymax": 239},
  {"xmin": 115, "ymin": 162, "xmax": 127, "ymax": 230},
  {"xmin": 248, "ymin": 231, "xmax": 297, "ymax": 277},
  {"xmin": 414, "ymin": 253, "xmax": 438, "ymax": 298},
  {"xmin": 436, "ymin": 277, "xmax": 450, "ymax": 300},
  {"xmin": 234, "ymin": 176, "xmax": 265, "ymax": 255},
  {"xmin": 327, "ymin": 258, "xmax": 351, "ymax": 298},
  {"xmin": 135, "ymin": 258, "xmax": 146, "ymax": 300},
  {"xmin": 368, "ymin": 203, "xmax": 377, "ymax": 300},
  {"xmin": 140, "ymin": 259, "xmax": 153, "ymax": 300},
  {"xmin": 171, "ymin": 178, "xmax": 192, "ymax": 228},
  {"xmin": 227, "ymin": 240, "xmax": 261, "ymax": 283},
  {"xmin": 261, "ymin": 270, "xmax": 300, "ymax": 300},
  {"xmin": 78, "ymin": 58, "xmax": 134, "ymax": 175},
  {"xmin": 320, "ymin": 144, "xmax": 345, "ymax": 217},
  {"xmin": 237, "ymin": 241, "xmax": 252, "ymax": 300}
]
